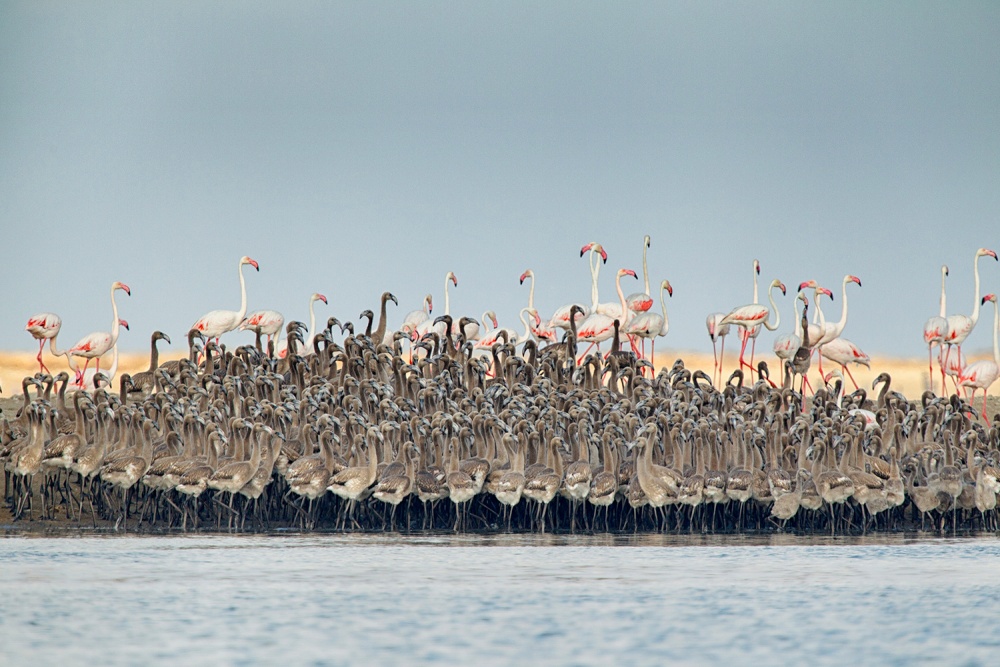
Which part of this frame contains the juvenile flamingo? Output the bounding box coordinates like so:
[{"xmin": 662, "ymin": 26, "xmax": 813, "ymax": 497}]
[
  {"xmin": 25, "ymin": 312, "xmax": 63, "ymax": 373},
  {"xmin": 191, "ymin": 255, "xmax": 259, "ymax": 343},
  {"xmin": 67, "ymin": 281, "xmax": 131, "ymax": 385}
]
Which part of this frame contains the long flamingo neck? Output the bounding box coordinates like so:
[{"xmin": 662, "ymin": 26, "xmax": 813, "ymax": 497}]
[
  {"xmin": 444, "ymin": 276, "xmax": 451, "ymax": 315},
  {"xmin": 792, "ymin": 297, "xmax": 803, "ymax": 337},
  {"xmin": 939, "ymin": 268, "xmax": 947, "ymax": 317},
  {"xmin": 660, "ymin": 286, "xmax": 669, "ymax": 331},
  {"xmin": 519, "ymin": 308, "xmax": 532, "ymax": 344},
  {"xmin": 616, "ymin": 273, "xmax": 629, "ymax": 324},
  {"xmin": 528, "ymin": 274, "xmax": 535, "ymax": 310},
  {"xmin": 590, "ymin": 252, "xmax": 601, "ymax": 311},
  {"xmin": 970, "ymin": 254, "xmax": 984, "ymax": 324},
  {"xmin": 992, "ymin": 299, "xmax": 999, "ymax": 365},
  {"xmin": 237, "ymin": 263, "xmax": 248, "ymax": 320},
  {"xmin": 48, "ymin": 334, "xmax": 64, "ymax": 357},
  {"xmin": 752, "ymin": 266, "xmax": 759, "ymax": 304},
  {"xmin": 109, "ymin": 288, "xmax": 121, "ymax": 344},
  {"xmin": 642, "ymin": 244, "xmax": 650, "ymax": 295},
  {"xmin": 834, "ymin": 276, "xmax": 851, "ymax": 334},
  {"xmin": 307, "ymin": 299, "xmax": 317, "ymax": 341},
  {"xmin": 764, "ymin": 286, "xmax": 780, "ymax": 331}
]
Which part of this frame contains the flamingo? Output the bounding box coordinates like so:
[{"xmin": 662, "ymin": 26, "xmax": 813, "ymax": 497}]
[
  {"xmin": 25, "ymin": 312, "xmax": 63, "ymax": 374},
  {"xmin": 959, "ymin": 293, "xmax": 1000, "ymax": 424},
  {"xmin": 734, "ymin": 259, "xmax": 763, "ymax": 378},
  {"xmin": 719, "ymin": 278, "xmax": 786, "ymax": 376},
  {"xmin": 819, "ymin": 337, "xmax": 870, "ymax": 391},
  {"xmin": 923, "ymin": 264, "xmax": 950, "ymax": 395},
  {"xmin": 519, "ymin": 270, "xmax": 558, "ymax": 344},
  {"xmin": 812, "ymin": 274, "xmax": 862, "ymax": 377},
  {"xmin": 576, "ymin": 268, "xmax": 637, "ymax": 360},
  {"xmin": 706, "ymin": 313, "xmax": 730, "ymax": 387},
  {"xmin": 774, "ymin": 292, "xmax": 807, "ymax": 378},
  {"xmin": 415, "ymin": 272, "xmax": 457, "ymax": 339},
  {"xmin": 625, "ymin": 235, "xmax": 654, "ymax": 313},
  {"xmin": 401, "ymin": 294, "xmax": 433, "ymax": 339},
  {"xmin": 191, "ymin": 255, "xmax": 259, "ymax": 342},
  {"xmin": 240, "ymin": 309, "xmax": 284, "ymax": 345},
  {"xmin": 549, "ymin": 243, "xmax": 604, "ymax": 330},
  {"xmin": 275, "ymin": 293, "xmax": 327, "ymax": 359},
  {"xmin": 67, "ymin": 281, "xmax": 131, "ymax": 385},
  {"xmin": 475, "ymin": 308, "xmax": 537, "ymax": 350},
  {"xmin": 625, "ymin": 279, "xmax": 672, "ymax": 371},
  {"xmin": 943, "ymin": 247, "xmax": 997, "ymax": 384},
  {"xmin": 76, "ymin": 320, "xmax": 127, "ymax": 391}
]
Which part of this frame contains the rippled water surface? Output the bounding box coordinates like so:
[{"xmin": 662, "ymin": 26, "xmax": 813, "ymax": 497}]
[{"xmin": 2, "ymin": 533, "xmax": 999, "ymax": 666}]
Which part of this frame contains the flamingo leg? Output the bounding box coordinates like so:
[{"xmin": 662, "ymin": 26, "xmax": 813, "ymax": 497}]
[
  {"xmin": 842, "ymin": 364, "xmax": 861, "ymax": 391},
  {"xmin": 718, "ymin": 338, "xmax": 726, "ymax": 388},
  {"xmin": 736, "ymin": 328, "xmax": 752, "ymax": 373},
  {"xmin": 711, "ymin": 339, "xmax": 719, "ymax": 387},
  {"xmin": 748, "ymin": 335, "xmax": 758, "ymax": 381}
]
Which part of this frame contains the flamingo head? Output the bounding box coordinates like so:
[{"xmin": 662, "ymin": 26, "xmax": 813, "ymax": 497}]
[
  {"xmin": 447, "ymin": 271, "xmax": 458, "ymax": 287},
  {"xmin": 119, "ymin": 319, "xmax": 130, "ymax": 331},
  {"xmin": 241, "ymin": 256, "xmax": 260, "ymax": 271},
  {"xmin": 425, "ymin": 294, "xmax": 433, "ymax": 313},
  {"xmin": 942, "ymin": 265, "xmax": 949, "ymax": 276},
  {"xmin": 487, "ymin": 311, "xmax": 498, "ymax": 328},
  {"xmin": 313, "ymin": 293, "xmax": 328, "ymax": 305},
  {"xmin": 519, "ymin": 269, "xmax": 531, "ymax": 284},
  {"xmin": 818, "ymin": 287, "xmax": 834, "ymax": 300},
  {"xmin": 385, "ymin": 292, "xmax": 398, "ymax": 306},
  {"xmin": 771, "ymin": 279, "xmax": 786, "ymax": 296},
  {"xmin": 848, "ymin": 274, "xmax": 862, "ymax": 287},
  {"xmin": 978, "ymin": 248, "xmax": 998, "ymax": 261},
  {"xmin": 528, "ymin": 308, "xmax": 541, "ymax": 325},
  {"xmin": 113, "ymin": 281, "xmax": 131, "ymax": 296},
  {"xmin": 620, "ymin": 268, "xmax": 638, "ymax": 280},
  {"xmin": 797, "ymin": 279, "xmax": 817, "ymax": 293},
  {"xmin": 754, "ymin": 259, "xmax": 760, "ymax": 274},
  {"xmin": 156, "ymin": 332, "xmax": 172, "ymax": 344},
  {"xmin": 982, "ymin": 293, "xmax": 997, "ymax": 305},
  {"xmin": 644, "ymin": 235, "xmax": 651, "ymax": 248},
  {"xmin": 661, "ymin": 279, "xmax": 673, "ymax": 297}
]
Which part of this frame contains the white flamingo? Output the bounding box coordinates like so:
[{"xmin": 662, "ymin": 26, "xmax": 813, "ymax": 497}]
[
  {"xmin": 625, "ymin": 279, "xmax": 672, "ymax": 370},
  {"xmin": 943, "ymin": 247, "xmax": 997, "ymax": 382},
  {"xmin": 67, "ymin": 281, "xmax": 131, "ymax": 385},
  {"xmin": 812, "ymin": 274, "xmax": 862, "ymax": 377},
  {"xmin": 191, "ymin": 255, "xmax": 259, "ymax": 342},
  {"xmin": 415, "ymin": 272, "xmax": 457, "ymax": 339},
  {"xmin": 706, "ymin": 313, "xmax": 730, "ymax": 387},
  {"xmin": 549, "ymin": 243, "xmax": 604, "ymax": 330},
  {"xmin": 401, "ymin": 294, "xmax": 433, "ymax": 339},
  {"xmin": 519, "ymin": 270, "xmax": 558, "ymax": 343},
  {"xmin": 240, "ymin": 309, "xmax": 284, "ymax": 349},
  {"xmin": 25, "ymin": 312, "xmax": 63, "ymax": 374},
  {"xmin": 959, "ymin": 293, "xmax": 1000, "ymax": 424},
  {"xmin": 625, "ymin": 235, "xmax": 654, "ymax": 313},
  {"xmin": 276, "ymin": 293, "xmax": 328, "ymax": 358},
  {"xmin": 819, "ymin": 337, "xmax": 870, "ymax": 391},
  {"xmin": 923, "ymin": 264, "xmax": 950, "ymax": 394},
  {"xmin": 720, "ymin": 279, "xmax": 786, "ymax": 375},
  {"xmin": 576, "ymin": 268, "xmax": 637, "ymax": 358}
]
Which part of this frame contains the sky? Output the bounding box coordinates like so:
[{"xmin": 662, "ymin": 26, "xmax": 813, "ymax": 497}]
[{"xmin": 2, "ymin": 2, "xmax": 999, "ymax": 360}]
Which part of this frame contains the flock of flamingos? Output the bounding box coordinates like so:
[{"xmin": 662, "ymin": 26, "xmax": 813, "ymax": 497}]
[{"xmin": 2, "ymin": 238, "xmax": 999, "ymax": 535}]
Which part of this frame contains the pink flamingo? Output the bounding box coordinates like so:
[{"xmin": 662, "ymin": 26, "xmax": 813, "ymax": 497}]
[
  {"xmin": 943, "ymin": 247, "xmax": 997, "ymax": 385},
  {"xmin": 401, "ymin": 294, "xmax": 433, "ymax": 339},
  {"xmin": 734, "ymin": 260, "xmax": 763, "ymax": 378},
  {"xmin": 275, "ymin": 293, "xmax": 328, "ymax": 359},
  {"xmin": 625, "ymin": 279, "xmax": 672, "ymax": 371},
  {"xmin": 576, "ymin": 268, "xmax": 637, "ymax": 360},
  {"xmin": 959, "ymin": 293, "xmax": 1000, "ymax": 424},
  {"xmin": 923, "ymin": 265, "xmax": 949, "ymax": 394},
  {"xmin": 24, "ymin": 312, "xmax": 63, "ymax": 373},
  {"xmin": 240, "ymin": 309, "xmax": 284, "ymax": 349},
  {"xmin": 720, "ymin": 279, "xmax": 786, "ymax": 376},
  {"xmin": 551, "ymin": 242, "xmax": 605, "ymax": 331},
  {"xmin": 819, "ymin": 337, "xmax": 870, "ymax": 391},
  {"xmin": 773, "ymin": 292, "xmax": 806, "ymax": 377},
  {"xmin": 519, "ymin": 270, "xmax": 558, "ymax": 344},
  {"xmin": 67, "ymin": 282, "xmax": 131, "ymax": 385},
  {"xmin": 76, "ymin": 320, "xmax": 127, "ymax": 391},
  {"xmin": 706, "ymin": 313, "xmax": 730, "ymax": 387},
  {"xmin": 625, "ymin": 235, "xmax": 654, "ymax": 313},
  {"xmin": 415, "ymin": 272, "xmax": 457, "ymax": 339},
  {"xmin": 812, "ymin": 274, "xmax": 863, "ymax": 377},
  {"xmin": 192, "ymin": 255, "xmax": 259, "ymax": 342}
]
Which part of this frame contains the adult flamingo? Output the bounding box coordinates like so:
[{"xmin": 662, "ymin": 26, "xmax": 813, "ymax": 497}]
[
  {"xmin": 76, "ymin": 320, "xmax": 127, "ymax": 391},
  {"xmin": 275, "ymin": 293, "xmax": 327, "ymax": 359},
  {"xmin": 191, "ymin": 255, "xmax": 259, "ymax": 343},
  {"xmin": 576, "ymin": 268, "xmax": 637, "ymax": 360},
  {"xmin": 625, "ymin": 235, "xmax": 654, "ymax": 313},
  {"xmin": 415, "ymin": 272, "xmax": 457, "ymax": 339},
  {"xmin": 943, "ymin": 247, "xmax": 997, "ymax": 382},
  {"xmin": 625, "ymin": 279, "xmax": 672, "ymax": 371},
  {"xmin": 812, "ymin": 274, "xmax": 863, "ymax": 377},
  {"xmin": 706, "ymin": 313, "xmax": 730, "ymax": 387},
  {"xmin": 959, "ymin": 293, "xmax": 1000, "ymax": 424},
  {"xmin": 519, "ymin": 270, "xmax": 558, "ymax": 343},
  {"xmin": 240, "ymin": 309, "xmax": 284, "ymax": 350},
  {"xmin": 734, "ymin": 260, "xmax": 763, "ymax": 377},
  {"xmin": 549, "ymin": 243, "xmax": 604, "ymax": 330},
  {"xmin": 25, "ymin": 312, "xmax": 63, "ymax": 373},
  {"xmin": 819, "ymin": 337, "xmax": 870, "ymax": 391},
  {"xmin": 774, "ymin": 292, "xmax": 807, "ymax": 380},
  {"xmin": 401, "ymin": 294, "xmax": 433, "ymax": 339},
  {"xmin": 923, "ymin": 265, "xmax": 949, "ymax": 394},
  {"xmin": 720, "ymin": 279, "xmax": 786, "ymax": 376},
  {"xmin": 67, "ymin": 281, "xmax": 131, "ymax": 385},
  {"xmin": 475, "ymin": 307, "xmax": 537, "ymax": 350}
]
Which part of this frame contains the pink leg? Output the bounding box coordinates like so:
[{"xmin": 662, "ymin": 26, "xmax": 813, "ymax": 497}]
[
  {"xmin": 650, "ymin": 338, "xmax": 656, "ymax": 377},
  {"xmin": 983, "ymin": 392, "xmax": 991, "ymax": 426},
  {"xmin": 37, "ymin": 340, "xmax": 50, "ymax": 374},
  {"xmin": 718, "ymin": 338, "xmax": 726, "ymax": 388},
  {"xmin": 737, "ymin": 329, "xmax": 751, "ymax": 372},
  {"xmin": 711, "ymin": 340, "xmax": 719, "ymax": 386},
  {"xmin": 842, "ymin": 364, "xmax": 860, "ymax": 391},
  {"xmin": 748, "ymin": 336, "xmax": 758, "ymax": 380}
]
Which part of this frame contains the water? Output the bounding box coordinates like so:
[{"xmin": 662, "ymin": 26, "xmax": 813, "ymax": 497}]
[{"xmin": 2, "ymin": 533, "xmax": 999, "ymax": 666}]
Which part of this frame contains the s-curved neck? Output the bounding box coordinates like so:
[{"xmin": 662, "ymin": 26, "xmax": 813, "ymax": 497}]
[
  {"xmin": 237, "ymin": 261, "xmax": 249, "ymax": 321},
  {"xmin": 763, "ymin": 284, "xmax": 781, "ymax": 331},
  {"xmin": 642, "ymin": 240, "xmax": 650, "ymax": 296},
  {"xmin": 970, "ymin": 252, "xmax": 986, "ymax": 325},
  {"xmin": 590, "ymin": 251, "xmax": 602, "ymax": 312},
  {"xmin": 939, "ymin": 266, "xmax": 948, "ymax": 318},
  {"xmin": 109, "ymin": 286, "xmax": 121, "ymax": 345}
]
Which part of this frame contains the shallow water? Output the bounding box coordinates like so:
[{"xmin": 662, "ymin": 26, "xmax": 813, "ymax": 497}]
[{"xmin": 2, "ymin": 533, "xmax": 999, "ymax": 666}]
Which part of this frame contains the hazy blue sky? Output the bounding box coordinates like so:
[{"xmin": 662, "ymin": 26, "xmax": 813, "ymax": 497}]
[{"xmin": 2, "ymin": 2, "xmax": 998, "ymax": 359}]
